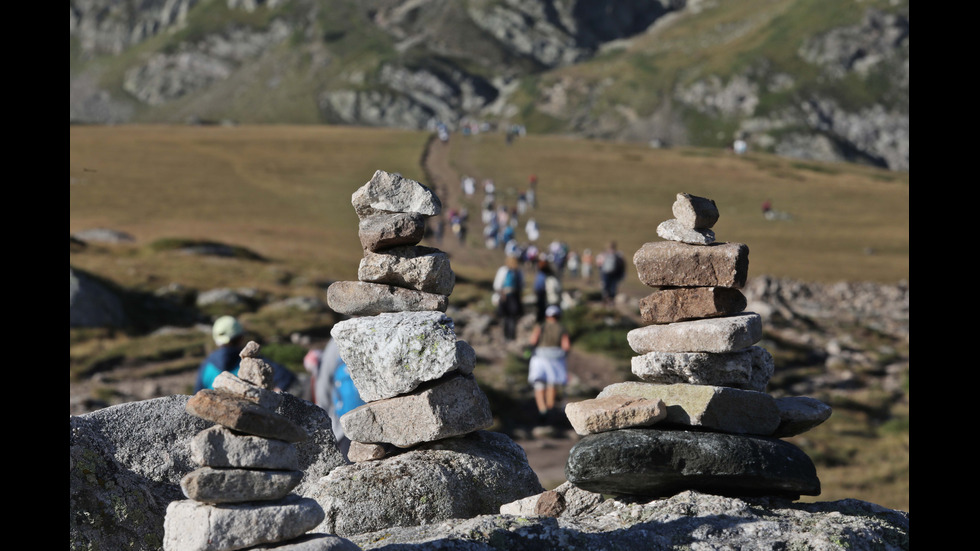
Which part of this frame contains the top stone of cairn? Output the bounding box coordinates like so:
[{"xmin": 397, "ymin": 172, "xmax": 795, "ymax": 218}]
[
  {"xmin": 352, "ymin": 170, "xmax": 442, "ymax": 218},
  {"xmin": 672, "ymin": 193, "xmax": 719, "ymax": 229}
]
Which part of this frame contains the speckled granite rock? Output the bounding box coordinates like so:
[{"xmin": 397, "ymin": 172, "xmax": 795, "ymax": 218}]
[
  {"xmin": 631, "ymin": 346, "xmax": 773, "ymax": 392},
  {"xmin": 311, "ymin": 431, "xmax": 543, "ymax": 537}
]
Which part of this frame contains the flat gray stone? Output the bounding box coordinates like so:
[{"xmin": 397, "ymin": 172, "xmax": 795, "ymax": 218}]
[
  {"xmin": 359, "ymin": 212, "xmax": 426, "ymax": 252},
  {"xmin": 310, "ymin": 431, "xmax": 543, "ymax": 537},
  {"xmin": 773, "ymin": 396, "xmax": 833, "ymax": 437},
  {"xmin": 358, "ymin": 246, "xmax": 455, "ymax": 296},
  {"xmin": 565, "ymin": 429, "xmax": 820, "ymax": 498},
  {"xmin": 598, "ymin": 381, "xmax": 780, "ymax": 435},
  {"xmin": 163, "ymin": 495, "xmax": 325, "ymax": 551},
  {"xmin": 672, "ymin": 193, "xmax": 719, "ymax": 229},
  {"xmin": 330, "ymin": 311, "xmax": 461, "ymax": 402},
  {"xmin": 565, "ymin": 396, "xmax": 667, "ymax": 435},
  {"xmin": 627, "ymin": 313, "xmax": 762, "ymax": 353},
  {"xmin": 190, "ymin": 425, "xmax": 299, "ymax": 470},
  {"xmin": 657, "ymin": 219, "xmax": 716, "ymax": 244},
  {"xmin": 212, "ymin": 372, "xmax": 283, "ymax": 410},
  {"xmin": 342, "ymin": 374, "xmax": 492, "ymax": 447},
  {"xmin": 326, "ymin": 281, "xmax": 448, "ymax": 316},
  {"xmin": 180, "ymin": 466, "xmax": 303, "ymax": 503},
  {"xmin": 639, "ymin": 286, "xmax": 746, "ymax": 324},
  {"xmin": 631, "ymin": 346, "xmax": 773, "ymax": 392},
  {"xmin": 351, "ymin": 170, "xmax": 441, "ymax": 217},
  {"xmin": 634, "ymin": 241, "xmax": 749, "ymax": 289},
  {"xmin": 186, "ymin": 390, "xmax": 308, "ymax": 442}
]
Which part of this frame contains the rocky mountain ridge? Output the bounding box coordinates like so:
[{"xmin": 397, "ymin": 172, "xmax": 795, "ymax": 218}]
[{"xmin": 70, "ymin": 0, "xmax": 909, "ymax": 170}]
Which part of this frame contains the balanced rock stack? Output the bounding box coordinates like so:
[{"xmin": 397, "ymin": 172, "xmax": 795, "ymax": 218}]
[
  {"xmin": 315, "ymin": 171, "xmax": 542, "ymax": 536},
  {"xmin": 564, "ymin": 193, "xmax": 832, "ymax": 500},
  {"xmin": 164, "ymin": 342, "xmax": 351, "ymax": 551}
]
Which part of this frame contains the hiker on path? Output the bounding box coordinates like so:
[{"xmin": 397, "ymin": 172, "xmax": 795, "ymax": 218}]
[
  {"xmin": 528, "ymin": 305, "xmax": 570, "ymax": 423},
  {"xmin": 599, "ymin": 241, "xmax": 626, "ymax": 306},
  {"xmin": 194, "ymin": 315, "xmax": 297, "ymax": 393},
  {"xmin": 493, "ymin": 256, "xmax": 525, "ymax": 340}
]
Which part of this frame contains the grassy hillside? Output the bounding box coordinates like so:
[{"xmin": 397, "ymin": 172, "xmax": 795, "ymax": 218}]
[
  {"xmin": 71, "ymin": 124, "xmax": 430, "ymax": 290},
  {"xmin": 447, "ymin": 133, "xmax": 908, "ymax": 286}
]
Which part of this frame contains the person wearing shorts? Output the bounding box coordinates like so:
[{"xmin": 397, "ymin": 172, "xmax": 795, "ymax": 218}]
[{"xmin": 528, "ymin": 305, "xmax": 571, "ymax": 421}]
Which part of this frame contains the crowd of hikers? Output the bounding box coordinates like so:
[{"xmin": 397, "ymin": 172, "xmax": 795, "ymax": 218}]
[{"xmin": 198, "ymin": 128, "xmax": 631, "ymax": 442}]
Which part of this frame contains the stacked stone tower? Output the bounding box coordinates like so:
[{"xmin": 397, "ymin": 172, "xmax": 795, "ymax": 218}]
[
  {"xmin": 564, "ymin": 193, "xmax": 832, "ymax": 499},
  {"xmin": 163, "ymin": 342, "xmax": 346, "ymax": 551},
  {"xmin": 314, "ymin": 170, "xmax": 542, "ymax": 536}
]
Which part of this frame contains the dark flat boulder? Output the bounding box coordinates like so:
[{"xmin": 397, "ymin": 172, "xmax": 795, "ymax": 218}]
[{"xmin": 565, "ymin": 428, "xmax": 819, "ymax": 499}]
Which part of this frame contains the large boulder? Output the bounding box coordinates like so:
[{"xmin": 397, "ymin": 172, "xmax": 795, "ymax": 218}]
[
  {"xmin": 346, "ymin": 491, "xmax": 909, "ymax": 550},
  {"xmin": 311, "ymin": 431, "xmax": 543, "ymax": 537},
  {"xmin": 70, "ymin": 267, "xmax": 128, "ymax": 328},
  {"xmin": 70, "ymin": 394, "xmax": 345, "ymax": 551}
]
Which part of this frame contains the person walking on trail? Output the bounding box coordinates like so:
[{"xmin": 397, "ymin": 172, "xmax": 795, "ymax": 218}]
[
  {"xmin": 306, "ymin": 339, "xmax": 365, "ymax": 459},
  {"xmin": 194, "ymin": 315, "xmax": 296, "ymax": 393},
  {"xmin": 528, "ymin": 305, "xmax": 570, "ymax": 423},
  {"xmin": 581, "ymin": 248, "xmax": 594, "ymax": 283},
  {"xmin": 493, "ymin": 256, "xmax": 525, "ymax": 341},
  {"xmin": 600, "ymin": 241, "xmax": 626, "ymax": 306},
  {"xmin": 533, "ymin": 261, "xmax": 561, "ymax": 323}
]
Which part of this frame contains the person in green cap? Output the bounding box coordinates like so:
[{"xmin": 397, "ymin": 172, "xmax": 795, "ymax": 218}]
[
  {"xmin": 193, "ymin": 315, "xmax": 296, "ymax": 392},
  {"xmin": 194, "ymin": 316, "xmax": 246, "ymax": 391}
]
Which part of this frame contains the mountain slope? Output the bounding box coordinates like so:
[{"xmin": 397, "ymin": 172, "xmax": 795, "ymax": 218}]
[{"xmin": 70, "ymin": 0, "xmax": 908, "ymax": 169}]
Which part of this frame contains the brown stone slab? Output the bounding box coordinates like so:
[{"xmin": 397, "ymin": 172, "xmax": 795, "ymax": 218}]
[
  {"xmin": 358, "ymin": 212, "xmax": 426, "ymax": 252},
  {"xmin": 639, "ymin": 287, "xmax": 746, "ymax": 324},
  {"xmin": 180, "ymin": 466, "xmax": 302, "ymax": 503},
  {"xmin": 633, "ymin": 241, "xmax": 749, "ymax": 289},
  {"xmin": 186, "ymin": 389, "xmax": 308, "ymax": 442}
]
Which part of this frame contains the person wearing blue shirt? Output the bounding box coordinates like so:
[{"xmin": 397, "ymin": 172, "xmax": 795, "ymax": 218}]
[{"xmin": 194, "ymin": 315, "xmax": 296, "ymax": 392}]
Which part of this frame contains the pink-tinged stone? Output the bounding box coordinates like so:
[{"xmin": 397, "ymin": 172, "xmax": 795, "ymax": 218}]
[
  {"xmin": 564, "ymin": 395, "xmax": 667, "ymax": 435},
  {"xmin": 639, "ymin": 286, "xmax": 746, "ymax": 324}
]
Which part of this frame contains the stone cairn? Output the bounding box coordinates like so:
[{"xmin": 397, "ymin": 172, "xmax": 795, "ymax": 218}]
[
  {"xmin": 316, "ymin": 170, "xmax": 541, "ymax": 535},
  {"xmin": 164, "ymin": 342, "xmax": 351, "ymax": 551},
  {"xmin": 563, "ymin": 193, "xmax": 832, "ymax": 499},
  {"xmin": 326, "ymin": 170, "xmax": 488, "ymax": 457}
]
